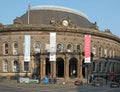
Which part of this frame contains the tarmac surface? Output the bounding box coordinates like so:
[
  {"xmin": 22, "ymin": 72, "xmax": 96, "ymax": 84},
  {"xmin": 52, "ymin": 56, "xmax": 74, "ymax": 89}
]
[{"xmin": 0, "ymin": 79, "xmax": 120, "ymax": 92}]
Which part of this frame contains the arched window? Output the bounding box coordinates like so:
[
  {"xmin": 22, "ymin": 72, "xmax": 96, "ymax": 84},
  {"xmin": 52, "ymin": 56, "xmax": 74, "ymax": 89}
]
[
  {"xmin": 3, "ymin": 43, "xmax": 8, "ymax": 55},
  {"xmin": 67, "ymin": 44, "xmax": 73, "ymax": 52},
  {"xmin": 76, "ymin": 44, "xmax": 81, "ymax": 52},
  {"xmin": 104, "ymin": 48, "xmax": 107, "ymax": 57},
  {"xmin": 3, "ymin": 60, "xmax": 8, "ymax": 72},
  {"xmin": 99, "ymin": 47, "xmax": 103, "ymax": 57},
  {"xmin": 57, "ymin": 43, "xmax": 63, "ymax": 52},
  {"xmin": 34, "ymin": 42, "xmax": 41, "ymax": 53},
  {"xmin": 13, "ymin": 60, "xmax": 19, "ymax": 72},
  {"xmin": 92, "ymin": 47, "xmax": 97, "ymax": 56},
  {"xmin": 13, "ymin": 42, "xmax": 18, "ymax": 55}
]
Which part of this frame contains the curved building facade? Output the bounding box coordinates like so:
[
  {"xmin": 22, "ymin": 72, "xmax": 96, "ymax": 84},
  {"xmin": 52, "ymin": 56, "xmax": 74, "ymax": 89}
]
[{"xmin": 0, "ymin": 6, "xmax": 120, "ymax": 81}]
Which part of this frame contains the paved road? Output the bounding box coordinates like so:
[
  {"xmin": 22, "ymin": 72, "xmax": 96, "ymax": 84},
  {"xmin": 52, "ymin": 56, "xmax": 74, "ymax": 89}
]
[{"xmin": 0, "ymin": 80, "xmax": 120, "ymax": 92}]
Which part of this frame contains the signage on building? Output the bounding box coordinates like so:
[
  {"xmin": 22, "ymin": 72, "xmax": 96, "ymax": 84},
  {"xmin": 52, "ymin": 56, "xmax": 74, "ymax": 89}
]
[
  {"xmin": 24, "ymin": 35, "xmax": 31, "ymax": 62},
  {"xmin": 50, "ymin": 32, "xmax": 56, "ymax": 61},
  {"xmin": 84, "ymin": 35, "xmax": 91, "ymax": 63}
]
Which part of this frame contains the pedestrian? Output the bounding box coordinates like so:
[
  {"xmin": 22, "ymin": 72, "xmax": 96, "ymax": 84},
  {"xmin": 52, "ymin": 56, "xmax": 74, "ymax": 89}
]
[
  {"xmin": 91, "ymin": 73, "xmax": 94, "ymax": 82},
  {"xmin": 89, "ymin": 76, "xmax": 92, "ymax": 83},
  {"xmin": 105, "ymin": 74, "xmax": 108, "ymax": 85},
  {"xmin": 89, "ymin": 73, "xmax": 94, "ymax": 83},
  {"xmin": 43, "ymin": 76, "xmax": 49, "ymax": 84},
  {"xmin": 110, "ymin": 71, "xmax": 115, "ymax": 82}
]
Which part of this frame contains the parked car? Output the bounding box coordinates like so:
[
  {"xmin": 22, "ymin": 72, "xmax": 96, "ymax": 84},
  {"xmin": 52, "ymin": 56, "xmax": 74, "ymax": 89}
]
[
  {"xmin": 110, "ymin": 82, "xmax": 120, "ymax": 88},
  {"xmin": 74, "ymin": 80, "xmax": 83, "ymax": 86}
]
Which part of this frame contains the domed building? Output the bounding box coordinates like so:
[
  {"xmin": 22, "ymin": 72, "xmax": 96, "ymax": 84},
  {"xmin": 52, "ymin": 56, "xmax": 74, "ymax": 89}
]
[{"xmin": 0, "ymin": 6, "xmax": 120, "ymax": 82}]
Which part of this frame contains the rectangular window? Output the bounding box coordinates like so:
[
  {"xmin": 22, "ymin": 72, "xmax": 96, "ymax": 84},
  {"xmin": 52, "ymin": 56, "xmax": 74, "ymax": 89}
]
[{"xmin": 24, "ymin": 62, "xmax": 29, "ymax": 71}]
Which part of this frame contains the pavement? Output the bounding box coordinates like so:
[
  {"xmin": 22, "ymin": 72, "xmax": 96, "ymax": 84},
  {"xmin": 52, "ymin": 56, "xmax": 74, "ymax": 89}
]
[{"xmin": 0, "ymin": 79, "xmax": 120, "ymax": 92}]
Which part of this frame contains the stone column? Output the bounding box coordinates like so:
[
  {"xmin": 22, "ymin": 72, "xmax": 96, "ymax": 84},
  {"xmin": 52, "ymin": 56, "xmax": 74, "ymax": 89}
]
[
  {"xmin": 50, "ymin": 61, "xmax": 53, "ymax": 78},
  {"xmin": 40, "ymin": 57, "xmax": 46, "ymax": 79},
  {"xmin": 53, "ymin": 61, "xmax": 56, "ymax": 78},
  {"xmin": 64, "ymin": 54, "xmax": 69, "ymax": 79},
  {"xmin": 50, "ymin": 61, "xmax": 56, "ymax": 78},
  {"xmin": 42, "ymin": 58, "xmax": 46, "ymax": 78},
  {"xmin": 30, "ymin": 55, "xmax": 34, "ymax": 77}
]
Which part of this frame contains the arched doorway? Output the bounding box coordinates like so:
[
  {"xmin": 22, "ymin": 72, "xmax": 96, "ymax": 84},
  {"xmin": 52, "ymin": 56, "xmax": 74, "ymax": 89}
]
[
  {"xmin": 69, "ymin": 57, "xmax": 78, "ymax": 78},
  {"xmin": 45, "ymin": 58, "xmax": 50, "ymax": 76},
  {"xmin": 82, "ymin": 59, "xmax": 86, "ymax": 78},
  {"xmin": 56, "ymin": 58, "xmax": 64, "ymax": 77}
]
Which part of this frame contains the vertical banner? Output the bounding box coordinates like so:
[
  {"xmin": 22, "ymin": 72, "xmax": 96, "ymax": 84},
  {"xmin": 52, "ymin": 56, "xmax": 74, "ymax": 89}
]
[
  {"xmin": 50, "ymin": 32, "xmax": 56, "ymax": 61},
  {"xmin": 24, "ymin": 35, "xmax": 31, "ymax": 62},
  {"xmin": 84, "ymin": 35, "xmax": 91, "ymax": 63}
]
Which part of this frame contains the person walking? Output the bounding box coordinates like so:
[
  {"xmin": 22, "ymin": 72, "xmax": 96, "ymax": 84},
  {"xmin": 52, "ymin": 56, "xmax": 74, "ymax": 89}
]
[
  {"xmin": 89, "ymin": 73, "xmax": 94, "ymax": 83},
  {"xmin": 105, "ymin": 74, "xmax": 108, "ymax": 85}
]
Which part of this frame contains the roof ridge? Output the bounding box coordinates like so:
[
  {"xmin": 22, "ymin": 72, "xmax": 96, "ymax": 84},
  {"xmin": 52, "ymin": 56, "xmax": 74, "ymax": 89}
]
[{"xmin": 30, "ymin": 5, "xmax": 88, "ymax": 19}]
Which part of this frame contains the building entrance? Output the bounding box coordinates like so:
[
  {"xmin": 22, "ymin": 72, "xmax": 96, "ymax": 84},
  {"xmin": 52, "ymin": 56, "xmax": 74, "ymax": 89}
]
[
  {"xmin": 45, "ymin": 58, "xmax": 50, "ymax": 76},
  {"xmin": 56, "ymin": 58, "xmax": 64, "ymax": 77},
  {"xmin": 82, "ymin": 59, "xmax": 86, "ymax": 78},
  {"xmin": 69, "ymin": 57, "xmax": 78, "ymax": 78}
]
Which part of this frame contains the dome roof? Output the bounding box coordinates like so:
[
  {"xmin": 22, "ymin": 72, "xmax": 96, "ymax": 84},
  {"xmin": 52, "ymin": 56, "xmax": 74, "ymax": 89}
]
[{"xmin": 19, "ymin": 5, "xmax": 92, "ymax": 28}]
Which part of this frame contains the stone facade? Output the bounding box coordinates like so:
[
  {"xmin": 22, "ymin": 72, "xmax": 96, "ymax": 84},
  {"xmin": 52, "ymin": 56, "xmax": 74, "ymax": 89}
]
[{"xmin": 0, "ymin": 6, "xmax": 120, "ymax": 81}]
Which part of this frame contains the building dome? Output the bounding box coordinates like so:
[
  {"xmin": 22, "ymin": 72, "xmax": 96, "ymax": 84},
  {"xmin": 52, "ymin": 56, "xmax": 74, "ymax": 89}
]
[{"xmin": 20, "ymin": 5, "xmax": 92, "ymax": 28}]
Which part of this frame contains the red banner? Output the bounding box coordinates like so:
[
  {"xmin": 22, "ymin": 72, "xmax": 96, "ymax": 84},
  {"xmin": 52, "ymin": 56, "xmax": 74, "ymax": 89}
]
[{"xmin": 84, "ymin": 35, "xmax": 91, "ymax": 63}]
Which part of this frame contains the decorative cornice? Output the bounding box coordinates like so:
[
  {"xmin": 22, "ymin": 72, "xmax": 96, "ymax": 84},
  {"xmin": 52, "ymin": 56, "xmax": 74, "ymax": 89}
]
[{"xmin": 0, "ymin": 24, "xmax": 120, "ymax": 43}]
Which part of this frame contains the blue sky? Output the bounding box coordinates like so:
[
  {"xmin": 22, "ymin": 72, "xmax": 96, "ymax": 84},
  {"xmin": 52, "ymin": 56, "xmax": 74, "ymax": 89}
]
[{"xmin": 0, "ymin": 0, "xmax": 120, "ymax": 37}]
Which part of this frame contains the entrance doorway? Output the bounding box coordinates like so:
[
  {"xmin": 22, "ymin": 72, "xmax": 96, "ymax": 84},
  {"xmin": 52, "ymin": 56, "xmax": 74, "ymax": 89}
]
[
  {"xmin": 82, "ymin": 59, "xmax": 86, "ymax": 78},
  {"xmin": 45, "ymin": 58, "xmax": 50, "ymax": 76},
  {"xmin": 69, "ymin": 57, "xmax": 78, "ymax": 78},
  {"xmin": 56, "ymin": 58, "xmax": 64, "ymax": 77}
]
